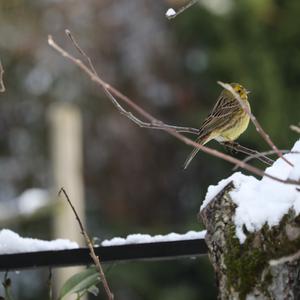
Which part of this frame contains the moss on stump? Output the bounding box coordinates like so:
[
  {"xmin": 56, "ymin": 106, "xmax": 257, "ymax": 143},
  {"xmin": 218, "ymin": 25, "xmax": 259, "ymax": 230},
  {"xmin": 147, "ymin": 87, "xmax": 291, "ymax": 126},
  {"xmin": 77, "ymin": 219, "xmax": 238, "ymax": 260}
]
[{"xmin": 200, "ymin": 182, "xmax": 300, "ymax": 300}]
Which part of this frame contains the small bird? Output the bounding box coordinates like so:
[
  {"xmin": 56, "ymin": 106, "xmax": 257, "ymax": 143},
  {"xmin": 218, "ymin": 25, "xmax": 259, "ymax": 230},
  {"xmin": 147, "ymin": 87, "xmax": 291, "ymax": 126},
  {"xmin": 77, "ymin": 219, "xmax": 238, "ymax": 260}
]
[{"xmin": 184, "ymin": 82, "xmax": 251, "ymax": 169}]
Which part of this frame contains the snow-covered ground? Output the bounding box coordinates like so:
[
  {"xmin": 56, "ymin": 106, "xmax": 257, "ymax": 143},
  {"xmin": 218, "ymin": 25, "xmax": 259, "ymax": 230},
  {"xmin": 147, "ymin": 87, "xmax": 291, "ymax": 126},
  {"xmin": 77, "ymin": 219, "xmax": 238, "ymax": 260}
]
[
  {"xmin": 0, "ymin": 229, "xmax": 78, "ymax": 254},
  {"xmin": 101, "ymin": 230, "xmax": 206, "ymax": 247},
  {"xmin": 201, "ymin": 139, "xmax": 300, "ymax": 243}
]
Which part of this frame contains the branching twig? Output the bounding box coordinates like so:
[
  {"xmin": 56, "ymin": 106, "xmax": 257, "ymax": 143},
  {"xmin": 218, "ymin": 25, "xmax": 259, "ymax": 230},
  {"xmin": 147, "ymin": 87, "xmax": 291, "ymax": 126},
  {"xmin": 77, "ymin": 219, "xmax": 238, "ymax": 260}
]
[
  {"xmin": 103, "ymin": 88, "xmax": 201, "ymax": 133},
  {"xmin": 62, "ymin": 31, "xmax": 280, "ymax": 166},
  {"xmin": 218, "ymin": 81, "xmax": 293, "ymax": 167},
  {"xmin": 0, "ymin": 59, "xmax": 5, "ymax": 93},
  {"xmin": 48, "ymin": 36, "xmax": 193, "ymax": 133},
  {"xmin": 58, "ymin": 188, "xmax": 114, "ymax": 300},
  {"xmin": 66, "ymin": 30, "xmax": 276, "ymax": 166},
  {"xmin": 65, "ymin": 29, "xmax": 99, "ymax": 77},
  {"xmin": 48, "ymin": 34, "xmax": 300, "ymax": 186},
  {"xmin": 166, "ymin": 0, "xmax": 198, "ymax": 20},
  {"xmin": 65, "ymin": 31, "xmax": 199, "ymax": 135}
]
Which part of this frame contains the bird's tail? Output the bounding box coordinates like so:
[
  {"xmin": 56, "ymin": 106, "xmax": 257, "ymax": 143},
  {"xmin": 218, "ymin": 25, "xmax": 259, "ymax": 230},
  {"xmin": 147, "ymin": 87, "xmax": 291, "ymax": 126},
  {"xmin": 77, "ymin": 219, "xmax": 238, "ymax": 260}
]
[{"xmin": 183, "ymin": 134, "xmax": 209, "ymax": 169}]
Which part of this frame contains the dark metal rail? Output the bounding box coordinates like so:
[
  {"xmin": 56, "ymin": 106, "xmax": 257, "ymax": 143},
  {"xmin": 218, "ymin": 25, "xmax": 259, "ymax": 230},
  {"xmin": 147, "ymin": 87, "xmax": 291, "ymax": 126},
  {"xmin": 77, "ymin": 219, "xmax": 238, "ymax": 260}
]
[{"xmin": 0, "ymin": 239, "xmax": 207, "ymax": 271}]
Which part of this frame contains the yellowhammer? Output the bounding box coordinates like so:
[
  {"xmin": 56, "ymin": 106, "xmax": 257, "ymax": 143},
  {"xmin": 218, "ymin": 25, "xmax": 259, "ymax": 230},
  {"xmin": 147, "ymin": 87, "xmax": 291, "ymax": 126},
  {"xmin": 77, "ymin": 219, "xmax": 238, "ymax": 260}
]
[{"xmin": 184, "ymin": 83, "xmax": 251, "ymax": 169}]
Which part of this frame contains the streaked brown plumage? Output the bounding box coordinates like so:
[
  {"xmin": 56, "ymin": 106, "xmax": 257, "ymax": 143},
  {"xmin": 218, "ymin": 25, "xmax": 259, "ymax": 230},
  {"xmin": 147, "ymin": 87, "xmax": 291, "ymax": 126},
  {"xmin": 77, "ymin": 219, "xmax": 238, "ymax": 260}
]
[{"xmin": 184, "ymin": 83, "xmax": 251, "ymax": 169}]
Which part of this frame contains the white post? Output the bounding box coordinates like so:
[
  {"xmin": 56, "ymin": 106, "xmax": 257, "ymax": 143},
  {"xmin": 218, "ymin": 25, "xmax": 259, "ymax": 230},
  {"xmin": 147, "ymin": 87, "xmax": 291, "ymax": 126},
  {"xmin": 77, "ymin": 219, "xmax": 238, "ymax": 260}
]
[{"xmin": 48, "ymin": 103, "xmax": 86, "ymax": 299}]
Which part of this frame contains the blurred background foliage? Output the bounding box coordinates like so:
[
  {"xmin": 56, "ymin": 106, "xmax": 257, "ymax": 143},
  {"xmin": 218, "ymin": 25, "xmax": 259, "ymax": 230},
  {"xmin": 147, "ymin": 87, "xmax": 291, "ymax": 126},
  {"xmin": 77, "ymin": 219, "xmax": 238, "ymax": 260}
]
[{"xmin": 0, "ymin": 0, "xmax": 299, "ymax": 299}]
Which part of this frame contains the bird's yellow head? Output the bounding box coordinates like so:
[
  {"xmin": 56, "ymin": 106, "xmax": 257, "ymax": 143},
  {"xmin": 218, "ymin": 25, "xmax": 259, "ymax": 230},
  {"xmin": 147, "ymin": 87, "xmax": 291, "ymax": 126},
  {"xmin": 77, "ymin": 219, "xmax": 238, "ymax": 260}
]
[{"xmin": 230, "ymin": 83, "xmax": 250, "ymax": 101}]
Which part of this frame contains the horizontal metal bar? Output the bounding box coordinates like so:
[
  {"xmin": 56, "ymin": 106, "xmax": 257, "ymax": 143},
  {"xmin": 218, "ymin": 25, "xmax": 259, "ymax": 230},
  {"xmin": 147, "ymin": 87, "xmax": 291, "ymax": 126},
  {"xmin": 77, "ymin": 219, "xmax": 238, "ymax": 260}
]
[{"xmin": 0, "ymin": 239, "xmax": 207, "ymax": 271}]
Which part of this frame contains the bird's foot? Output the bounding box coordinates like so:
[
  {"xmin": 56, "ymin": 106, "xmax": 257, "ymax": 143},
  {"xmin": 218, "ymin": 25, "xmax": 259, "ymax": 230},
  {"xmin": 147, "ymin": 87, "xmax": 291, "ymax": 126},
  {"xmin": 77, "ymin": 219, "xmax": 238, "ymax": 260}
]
[{"xmin": 221, "ymin": 141, "xmax": 239, "ymax": 154}]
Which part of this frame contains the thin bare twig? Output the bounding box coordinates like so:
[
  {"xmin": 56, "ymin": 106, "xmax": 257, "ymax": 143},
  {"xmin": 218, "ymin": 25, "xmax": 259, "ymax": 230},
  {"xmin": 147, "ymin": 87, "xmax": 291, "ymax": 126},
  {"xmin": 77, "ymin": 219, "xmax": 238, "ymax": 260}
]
[
  {"xmin": 48, "ymin": 268, "xmax": 53, "ymax": 300},
  {"xmin": 65, "ymin": 29, "xmax": 99, "ymax": 77},
  {"xmin": 290, "ymin": 124, "xmax": 300, "ymax": 134},
  {"xmin": 166, "ymin": 0, "xmax": 198, "ymax": 20},
  {"xmin": 218, "ymin": 81, "xmax": 293, "ymax": 167},
  {"xmin": 103, "ymin": 88, "xmax": 201, "ymax": 133},
  {"xmin": 233, "ymin": 150, "xmax": 300, "ymax": 171},
  {"xmin": 0, "ymin": 59, "xmax": 5, "ymax": 93},
  {"xmin": 66, "ymin": 30, "xmax": 200, "ymax": 135},
  {"xmin": 58, "ymin": 188, "xmax": 114, "ymax": 300},
  {"xmin": 222, "ymin": 142, "xmax": 274, "ymax": 166},
  {"xmin": 48, "ymin": 34, "xmax": 300, "ymax": 187}
]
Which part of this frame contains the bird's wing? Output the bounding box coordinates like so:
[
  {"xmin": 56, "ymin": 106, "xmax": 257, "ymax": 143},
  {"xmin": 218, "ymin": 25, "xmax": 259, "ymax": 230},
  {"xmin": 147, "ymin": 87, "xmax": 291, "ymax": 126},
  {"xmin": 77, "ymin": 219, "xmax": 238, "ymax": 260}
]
[
  {"xmin": 184, "ymin": 94, "xmax": 243, "ymax": 169},
  {"xmin": 198, "ymin": 94, "xmax": 241, "ymax": 137}
]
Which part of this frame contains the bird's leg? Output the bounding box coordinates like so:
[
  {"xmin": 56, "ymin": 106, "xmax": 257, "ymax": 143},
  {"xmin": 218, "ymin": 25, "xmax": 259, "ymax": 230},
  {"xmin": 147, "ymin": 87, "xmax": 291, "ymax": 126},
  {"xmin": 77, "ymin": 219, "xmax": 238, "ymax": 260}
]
[{"xmin": 221, "ymin": 141, "xmax": 239, "ymax": 154}]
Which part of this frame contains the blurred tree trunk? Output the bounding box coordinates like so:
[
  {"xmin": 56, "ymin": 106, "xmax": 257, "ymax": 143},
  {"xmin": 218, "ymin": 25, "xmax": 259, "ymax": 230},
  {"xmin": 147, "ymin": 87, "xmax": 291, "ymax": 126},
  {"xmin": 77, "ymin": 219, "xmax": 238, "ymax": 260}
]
[
  {"xmin": 48, "ymin": 103, "xmax": 86, "ymax": 300},
  {"xmin": 200, "ymin": 182, "xmax": 300, "ymax": 300}
]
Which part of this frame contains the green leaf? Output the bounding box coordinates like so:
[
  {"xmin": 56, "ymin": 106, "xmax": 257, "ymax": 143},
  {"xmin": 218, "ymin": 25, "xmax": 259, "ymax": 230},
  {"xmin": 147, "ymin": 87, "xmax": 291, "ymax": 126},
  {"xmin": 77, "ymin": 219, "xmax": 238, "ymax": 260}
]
[
  {"xmin": 2, "ymin": 278, "xmax": 15, "ymax": 300},
  {"xmin": 58, "ymin": 267, "xmax": 101, "ymax": 299},
  {"xmin": 87, "ymin": 285, "xmax": 99, "ymax": 296}
]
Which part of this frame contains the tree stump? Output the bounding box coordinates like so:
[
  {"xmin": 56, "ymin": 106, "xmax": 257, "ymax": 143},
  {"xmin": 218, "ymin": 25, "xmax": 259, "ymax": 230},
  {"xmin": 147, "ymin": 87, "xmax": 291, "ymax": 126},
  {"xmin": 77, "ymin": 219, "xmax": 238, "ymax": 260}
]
[{"xmin": 200, "ymin": 181, "xmax": 300, "ymax": 300}]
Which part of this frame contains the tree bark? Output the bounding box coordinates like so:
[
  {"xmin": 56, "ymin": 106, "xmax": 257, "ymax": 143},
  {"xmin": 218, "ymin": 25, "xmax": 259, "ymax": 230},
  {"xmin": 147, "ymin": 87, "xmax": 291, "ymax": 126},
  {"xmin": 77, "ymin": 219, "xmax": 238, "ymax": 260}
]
[{"xmin": 200, "ymin": 182, "xmax": 300, "ymax": 300}]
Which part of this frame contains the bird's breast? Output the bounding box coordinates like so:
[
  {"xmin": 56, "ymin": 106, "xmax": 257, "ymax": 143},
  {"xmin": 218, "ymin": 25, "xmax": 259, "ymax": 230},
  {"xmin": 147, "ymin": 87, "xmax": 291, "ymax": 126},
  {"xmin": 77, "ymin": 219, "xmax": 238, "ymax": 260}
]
[{"xmin": 218, "ymin": 109, "xmax": 250, "ymax": 141}]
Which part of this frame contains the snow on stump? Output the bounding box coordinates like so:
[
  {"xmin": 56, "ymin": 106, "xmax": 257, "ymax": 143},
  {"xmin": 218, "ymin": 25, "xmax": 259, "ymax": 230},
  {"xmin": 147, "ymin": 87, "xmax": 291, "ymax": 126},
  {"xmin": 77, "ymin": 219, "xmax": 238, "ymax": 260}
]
[{"xmin": 199, "ymin": 140, "xmax": 300, "ymax": 300}]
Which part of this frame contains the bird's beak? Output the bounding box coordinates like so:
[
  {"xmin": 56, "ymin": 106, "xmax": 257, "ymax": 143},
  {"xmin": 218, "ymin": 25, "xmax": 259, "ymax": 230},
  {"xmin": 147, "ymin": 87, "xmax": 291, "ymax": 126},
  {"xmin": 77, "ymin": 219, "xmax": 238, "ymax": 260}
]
[{"xmin": 246, "ymin": 90, "xmax": 251, "ymax": 94}]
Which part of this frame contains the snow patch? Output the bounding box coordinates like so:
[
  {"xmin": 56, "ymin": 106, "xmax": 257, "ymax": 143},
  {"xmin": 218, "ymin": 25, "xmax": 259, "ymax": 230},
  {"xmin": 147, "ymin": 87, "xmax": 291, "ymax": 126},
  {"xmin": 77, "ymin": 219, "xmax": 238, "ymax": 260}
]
[
  {"xmin": 0, "ymin": 229, "xmax": 79, "ymax": 254},
  {"xmin": 18, "ymin": 188, "xmax": 49, "ymax": 214},
  {"xmin": 201, "ymin": 139, "xmax": 300, "ymax": 243},
  {"xmin": 165, "ymin": 8, "xmax": 176, "ymax": 17},
  {"xmin": 101, "ymin": 230, "xmax": 206, "ymax": 246}
]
